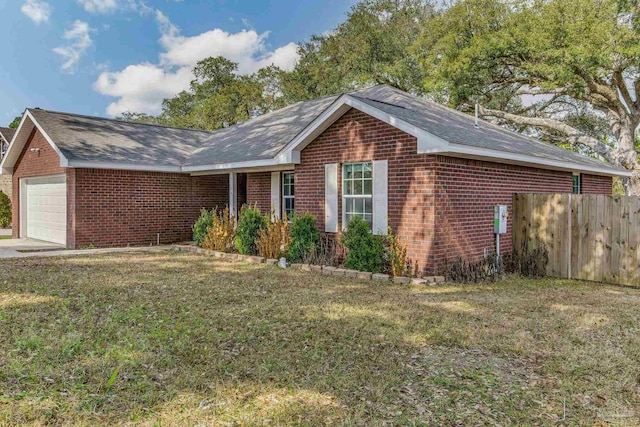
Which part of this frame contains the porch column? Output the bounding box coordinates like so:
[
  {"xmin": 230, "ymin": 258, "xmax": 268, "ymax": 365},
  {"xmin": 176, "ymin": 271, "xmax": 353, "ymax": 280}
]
[{"xmin": 229, "ymin": 172, "xmax": 237, "ymax": 218}]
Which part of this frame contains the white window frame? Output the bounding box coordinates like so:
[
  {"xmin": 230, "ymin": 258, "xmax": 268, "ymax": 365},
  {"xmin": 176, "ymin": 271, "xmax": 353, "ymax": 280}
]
[
  {"xmin": 342, "ymin": 162, "xmax": 373, "ymax": 230},
  {"xmin": 282, "ymin": 171, "xmax": 295, "ymax": 220},
  {"xmin": 572, "ymin": 172, "xmax": 582, "ymax": 194}
]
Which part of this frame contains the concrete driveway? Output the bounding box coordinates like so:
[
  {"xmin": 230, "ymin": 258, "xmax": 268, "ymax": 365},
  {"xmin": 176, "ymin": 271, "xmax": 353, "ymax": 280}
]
[{"xmin": 0, "ymin": 238, "xmax": 66, "ymax": 258}]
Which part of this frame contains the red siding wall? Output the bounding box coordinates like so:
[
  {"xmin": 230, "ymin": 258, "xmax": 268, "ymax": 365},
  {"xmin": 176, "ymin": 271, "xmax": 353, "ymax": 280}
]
[
  {"xmin": 296, "ymin": 108, "xmax": 438, "ymax": 272},
  {"xmin": 246, "ymin": 172, "xmax": 271, "ymax": 213},
  {"xmin": 11, "ymin": 128, "xmax": 70, "ymax": 239},
  {"xmin": 581, "ymin": 174, "xmax": 613, "ymax": 195},
  {"xmin": 72, "ymin": 168, "xmax": 228, "ymax": 248}
]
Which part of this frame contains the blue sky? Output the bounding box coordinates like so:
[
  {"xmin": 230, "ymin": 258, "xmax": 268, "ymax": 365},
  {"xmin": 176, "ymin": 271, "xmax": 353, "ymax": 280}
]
[{"xmin": 0, "ymin": 0, "xmax": 357, "ymax": 126}]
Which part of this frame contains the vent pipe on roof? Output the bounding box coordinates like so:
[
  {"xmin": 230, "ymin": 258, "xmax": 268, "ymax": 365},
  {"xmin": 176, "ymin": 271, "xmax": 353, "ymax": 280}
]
[{"xmin": 474, "ymin": 103, "xmax": 480, "ymax": 129}]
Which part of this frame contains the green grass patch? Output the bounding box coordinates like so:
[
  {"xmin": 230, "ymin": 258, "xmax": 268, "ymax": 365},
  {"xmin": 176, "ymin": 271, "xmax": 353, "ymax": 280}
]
[{"xmin": 0, "ymin": 252, "xmax": 638, "ymax": 426}]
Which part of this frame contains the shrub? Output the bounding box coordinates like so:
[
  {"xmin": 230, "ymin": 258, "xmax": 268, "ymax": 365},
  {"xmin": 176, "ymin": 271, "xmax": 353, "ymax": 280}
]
[
  {"xmin": 440, "ymin": 254, "xmax": 502, "ymax": 283},
  {"xmin": 193, "ymin": 208, "xmax": 213, "ymax": 247},
  {"xmin": 234, "ymin": 204, "xmax": 266, "ymax": 255},
  {"xmin": 340, "ymin": 216, "xmax": 385, "ymax": 273},
  {"xmin": 302, "ymin": 233, "xmax": 344, "ymax": 267},
  {"xmin": 257, "ymin": 212, "xmax": 291, "ymax": 259},
  {"xmin": 287, "ymin": 213, "xmax": 320, "ymax": 262},
  {"xmin": 202, "ymin": 206, "xmax": 236, "ymax": 252},
  {"xmin": 503, "ymin": 241, "xmax": 549, "ymax": 277},
  {"xmin": 387, "ymin": 227, "xmax": 409, "ymax": 277},
  {"xmin": 0, "ymin": 191, "xmax": 11, "ymax": 229}
]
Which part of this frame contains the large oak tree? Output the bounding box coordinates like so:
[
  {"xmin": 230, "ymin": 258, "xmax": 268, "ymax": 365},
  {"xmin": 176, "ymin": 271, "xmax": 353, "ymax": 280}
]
[{"xmin": 415, "ymin": 0, "xmax": 640, "ymax": 194}]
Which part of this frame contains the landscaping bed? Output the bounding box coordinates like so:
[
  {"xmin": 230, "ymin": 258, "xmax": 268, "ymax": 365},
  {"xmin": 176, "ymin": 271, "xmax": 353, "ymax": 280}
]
[{"xmin": 0, "ymin": 252, "xmax": 639, "ymax": 425}]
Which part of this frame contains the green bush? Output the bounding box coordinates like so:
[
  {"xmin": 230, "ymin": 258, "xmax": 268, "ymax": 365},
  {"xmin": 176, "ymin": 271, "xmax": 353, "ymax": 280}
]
[
  {"xmin": 234, "ymin": 205, "xmax": 266, "ymax": 255},
  {"xmin": 340, "ymin": 216, "xmax": 385, "ymax": 273},
  {"xmin": 287, "ymin": 213, "xmax": 320, "ymax": 262},
  {"xmin": 193, "ymin": 208, "xmax": 214, "ymax": 247},
  {"xmin": 0, "ymin": 191, "xmax": 11, "ymax": 228}
]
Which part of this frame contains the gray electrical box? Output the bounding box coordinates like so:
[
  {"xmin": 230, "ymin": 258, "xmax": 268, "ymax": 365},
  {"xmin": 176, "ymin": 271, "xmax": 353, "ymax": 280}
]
[{"xmin": 494, "ymin": 205, "xmax": 507, "ymax": 234}]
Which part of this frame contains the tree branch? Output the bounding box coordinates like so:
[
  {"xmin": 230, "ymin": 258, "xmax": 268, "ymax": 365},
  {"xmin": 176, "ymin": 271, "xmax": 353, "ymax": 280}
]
[
  {"xmin": 515, "ymin": 87, "xmax": 568, "ymax": 96},
  {"xmin": 478, "ymin": 106, "xmax": 613, "ymax": 161},
  {"xmin": 613, "ymin": 70, "xmax": 635, "ymax": 114}
]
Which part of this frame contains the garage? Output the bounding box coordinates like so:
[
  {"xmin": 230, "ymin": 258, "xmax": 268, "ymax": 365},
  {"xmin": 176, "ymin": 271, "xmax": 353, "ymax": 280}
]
[{"xmin": 20, "ymin": 174, "xmax": 67, "ymax": 245}]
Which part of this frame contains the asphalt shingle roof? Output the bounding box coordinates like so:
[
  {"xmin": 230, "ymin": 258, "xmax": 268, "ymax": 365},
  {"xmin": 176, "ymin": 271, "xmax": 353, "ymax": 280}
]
[
  {"xmin": 23, "ymin": 84, "xmax": 625, "ymax": 174},
  {"xmin": 0, "ymin": 127, "xmax": 16, "ymax": 143}
]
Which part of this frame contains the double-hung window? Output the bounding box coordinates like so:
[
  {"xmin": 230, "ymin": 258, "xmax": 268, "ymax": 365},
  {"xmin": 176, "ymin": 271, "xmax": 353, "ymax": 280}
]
[
  {"xmin": 343, "ymin": 162, "xmax": 373, "ymax": 229},
  {"xmin": 282, "ymin": 172, "xmax": 295, "ymax": 219}
]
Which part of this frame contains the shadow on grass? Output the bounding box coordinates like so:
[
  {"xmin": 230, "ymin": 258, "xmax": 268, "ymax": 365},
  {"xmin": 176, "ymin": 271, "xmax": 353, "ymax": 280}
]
[{"xmin": 0, "ymin": 252, "xmax": 639, "ymax": 426}]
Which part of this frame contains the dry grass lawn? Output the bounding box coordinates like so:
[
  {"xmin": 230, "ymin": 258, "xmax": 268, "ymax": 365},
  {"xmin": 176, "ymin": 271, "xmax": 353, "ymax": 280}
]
[{"xmin": 0, "ymin": 251, "xmax": 639, "ymax": 426}]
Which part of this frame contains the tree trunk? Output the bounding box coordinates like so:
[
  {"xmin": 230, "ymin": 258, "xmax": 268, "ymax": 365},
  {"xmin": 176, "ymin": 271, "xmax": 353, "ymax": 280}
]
[{"xmin": 611, "ymin": 117, "xmax": 640, "ymax": 196}]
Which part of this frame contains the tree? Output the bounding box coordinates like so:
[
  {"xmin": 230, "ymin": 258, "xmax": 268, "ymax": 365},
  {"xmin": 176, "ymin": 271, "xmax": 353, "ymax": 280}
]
[
  {"xmin": 157, "ymin": 56, "xmax": 279, "ymax": 131},
  {"xmin": 281, "ymin": 0, "xmax": 434, "ymax": 102},
  {"xmin": 9, "ymin": 116, "xmax": 21, "ymax": 129},
  {"xmin": 116, "ymin": 112, "xmax": 162, "ymax": 124},
  {"xmin": 415, "ymin": 0, "xmax": 640, "ymax": 194}
]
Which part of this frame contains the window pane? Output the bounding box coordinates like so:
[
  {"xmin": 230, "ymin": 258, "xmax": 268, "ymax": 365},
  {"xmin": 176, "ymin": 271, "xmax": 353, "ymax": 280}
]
[
  {"xmin": 363, "ymin": 179, "xmax": 372, "ymax": 195},
  {"xmin": 353, "ymin": 179, "xmax": 363, "ymax": 195},
  {"xmin": 344, "ymin": 164, "xmax": 353, "ymax": 180},
  {"xmin": 354, "ymin": 163, "xmax": 363, "ymax": 179},
  {"xmin": 365, "ymin": 197, "xmax": 372, "ymax": 214},
  {"xmin": 363, "ymin": 162, "xmax": 372, "ymax": 179}
]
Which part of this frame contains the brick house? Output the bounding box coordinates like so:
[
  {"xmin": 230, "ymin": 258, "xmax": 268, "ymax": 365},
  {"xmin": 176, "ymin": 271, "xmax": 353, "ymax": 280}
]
[
  {"xmin": 0, "ymin": 85, "xmax": 629, "ymax": 273},
  {"xmin": 0, "ymin": 127, "xmax": 15, "ymax": 198}
]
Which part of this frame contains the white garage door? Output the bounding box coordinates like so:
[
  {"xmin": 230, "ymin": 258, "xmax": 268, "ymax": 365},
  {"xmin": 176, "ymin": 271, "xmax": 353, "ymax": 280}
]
[{"xmin": 22, "ymin": 175, "xmax": 67, "ymax": 245}]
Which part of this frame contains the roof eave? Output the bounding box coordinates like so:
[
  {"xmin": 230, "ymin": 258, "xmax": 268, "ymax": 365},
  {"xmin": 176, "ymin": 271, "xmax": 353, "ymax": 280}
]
[{"xmin": 442, "ymin": 143, "xmax": 631, "ymax": 177}]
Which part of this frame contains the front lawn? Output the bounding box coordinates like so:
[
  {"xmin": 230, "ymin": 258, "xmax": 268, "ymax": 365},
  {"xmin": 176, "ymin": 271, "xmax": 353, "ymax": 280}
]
[{"xmin": 0, "ymin": 252, "xmax": 638, "ymax": 426}]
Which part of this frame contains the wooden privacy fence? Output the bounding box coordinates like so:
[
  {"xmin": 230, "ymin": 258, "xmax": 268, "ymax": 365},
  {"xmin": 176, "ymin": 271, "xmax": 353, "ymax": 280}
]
[{"xmin": 512, "ymin": 193, "xmax": 640, "ymax": 286}]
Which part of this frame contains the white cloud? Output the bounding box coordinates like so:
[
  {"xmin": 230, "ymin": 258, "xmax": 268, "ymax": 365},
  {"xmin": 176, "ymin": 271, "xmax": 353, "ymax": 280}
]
[
  {"xmin": 21, "ymin": 0, "xmax": 52, "ymax": 24},
  {"xmin": 77, "ymin": 0, "xmax": 152, "ymax": 14},
  {"xmin": 53, "ymin": 20, "xmax": 93, "ymax": 72},
  {"xmin": 93, "ymin": 10, "xmax": 300, "ymax": 116},
  {"xmin": 77, "ymin": 0, "xmax": 117, "ymax": 14}
]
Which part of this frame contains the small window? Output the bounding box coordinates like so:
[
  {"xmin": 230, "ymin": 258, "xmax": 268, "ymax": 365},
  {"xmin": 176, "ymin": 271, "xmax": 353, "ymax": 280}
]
[
  {"xmin": 343, "ymin": 162, "xmax": 373, "ymax": 229},
  {"xmin": 573, "ymin": 174, "xmax": 582, "ymax": 194},
  {"xmin": 282, "ymin": 172, "xmax": 295, "ymax": 219}
]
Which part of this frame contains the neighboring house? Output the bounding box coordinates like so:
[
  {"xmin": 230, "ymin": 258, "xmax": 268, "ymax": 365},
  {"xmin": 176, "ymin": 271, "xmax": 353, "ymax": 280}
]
[
  {"xmin": 0, "ymin": 127, "xmax": 15, "ymax": 198},
  {"xmin": 0, "ymin": 85, "xmax": 629, "ymax": 273}
]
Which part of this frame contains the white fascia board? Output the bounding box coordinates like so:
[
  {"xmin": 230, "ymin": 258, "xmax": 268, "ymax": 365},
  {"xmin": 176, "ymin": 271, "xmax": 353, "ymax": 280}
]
[
  {"xmin": 0, "ymin": 110, "xmax": 70, "ymax": 174},
  {"xmin": 182, "ymin": 158, "xmax": 282, "ymax": 173},
  {"xmin": 443, "ymin": 143, "xmax": 631, "ymax": 177},
  {"xmin": 188, "ymin": 163, "xmax": 295, "ymax": 176},
  {"xmin": 66, "ymin": 160, "xmax": 182, "ymax": 173},
  {"xmin": 277, "ymin": 95, "xmax": 449, "ymax": 164}
]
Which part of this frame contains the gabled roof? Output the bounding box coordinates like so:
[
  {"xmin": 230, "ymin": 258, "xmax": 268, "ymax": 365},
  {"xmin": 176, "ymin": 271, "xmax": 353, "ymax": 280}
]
[
  {"xmin": 0, "ymin": 85, "xmax": 630, "ymax": 177},
  {"xmin": 0, "ymin": 127, "xmax": 15, "ymax": 144}
]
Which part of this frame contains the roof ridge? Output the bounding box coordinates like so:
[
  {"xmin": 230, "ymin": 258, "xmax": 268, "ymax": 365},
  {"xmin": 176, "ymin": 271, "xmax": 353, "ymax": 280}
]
[{"xmin": 28, "ymin": 108, "xmax": 220, "ymax": 134}]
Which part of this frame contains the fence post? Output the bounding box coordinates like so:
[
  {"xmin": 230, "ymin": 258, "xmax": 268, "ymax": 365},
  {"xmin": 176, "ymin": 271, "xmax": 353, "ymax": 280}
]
[{"xmin": 567, "ymin": 194, "xmax": 572, "ymax": 279}]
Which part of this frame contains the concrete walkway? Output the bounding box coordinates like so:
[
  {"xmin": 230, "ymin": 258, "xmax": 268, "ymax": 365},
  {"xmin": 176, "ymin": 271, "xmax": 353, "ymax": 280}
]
[
  {"xmin": 0, "ymin": 237, "xmax": 173, "ymax": 258},
  {"xmin": 0, "ymin": 228, "xmax": 11, "ymax": 237}
]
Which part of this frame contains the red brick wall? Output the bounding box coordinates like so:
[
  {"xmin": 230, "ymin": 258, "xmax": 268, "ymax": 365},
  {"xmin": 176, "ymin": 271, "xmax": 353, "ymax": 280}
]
[
  {"xmin": 72, "ymin": 169, "xmax": 228, "ymax": 248},
  {"xmin": 581, "ymin": 174, "xmax": 613, "ymax": 195},
  {"xmin": 246, "ymin": 172, "xmax": 271, "ymax": 214},
  {"xmin": 11, "ymin": 128, "xmax": 68, "ymax": 239},
  {"xmin": 296, "ymin": 108, "xmax": 437, "ymax": 272},
  {"xmin": 432, "ymin": 160, "xmax": 613, "ymax": 272},
  {"xmin": 296, "ymin": 108, "xmax": 613, "ymax": 275},
  {"xmin": 433, "ymin": 156, "xmax": 569, "ymax": 271}
]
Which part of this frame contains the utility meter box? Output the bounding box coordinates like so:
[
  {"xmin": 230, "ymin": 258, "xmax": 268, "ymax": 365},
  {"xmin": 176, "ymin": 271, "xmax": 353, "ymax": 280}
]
[{"xmin": 494, "ymin": 205, "xmax": 508, "ymax": 234}]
